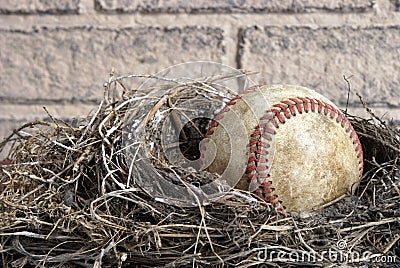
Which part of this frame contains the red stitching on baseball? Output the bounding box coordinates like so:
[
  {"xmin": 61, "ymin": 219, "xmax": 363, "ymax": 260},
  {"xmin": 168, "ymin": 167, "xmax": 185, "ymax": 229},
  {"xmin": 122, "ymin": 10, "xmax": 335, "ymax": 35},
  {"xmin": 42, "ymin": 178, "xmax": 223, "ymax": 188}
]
[
  {"xmin": 273, "ymin": 103, "xmax": 292, "ymax": 119},
  {"xmin": 306, "ymin": 97, "xmax": 316, "ymax": 112},
  {"xmin": 220, "ymin": 107, "xmax": 230, "ymax": 113},
  {"xmin": 281, "ymin": 100, "xmax": 296, "ymax": 115},
  {"xmin": 271, "ymin": 108, "xmax": 285, "ymax": 124},
  {"xmin": 210, "ymin": 121, "xmax": 219, "ymax": 128},
  {"xmin": 261, "ymin": 114, "xmax": 279, "ymax": 128},
  {"xmin": 315, "ymin": 99, "xmax": 323, "ymax": 113},
  {"xmin": 247, "ymin": 123, "xmax": 282, "ymax": 209},
  {"xmin": 299, "ymin": 97, "xmax": 309, "ymax": 113},
  {"xmin": 290, "ymin": 98, "xmax": 303, "ymax": 113}
]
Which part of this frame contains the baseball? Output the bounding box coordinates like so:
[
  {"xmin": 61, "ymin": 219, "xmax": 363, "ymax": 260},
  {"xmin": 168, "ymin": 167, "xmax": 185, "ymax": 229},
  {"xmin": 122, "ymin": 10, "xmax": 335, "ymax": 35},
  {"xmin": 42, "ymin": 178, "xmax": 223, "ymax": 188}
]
[{"xmin": 201, "ymin": 85, "xmax": 363, "ymax": 212}]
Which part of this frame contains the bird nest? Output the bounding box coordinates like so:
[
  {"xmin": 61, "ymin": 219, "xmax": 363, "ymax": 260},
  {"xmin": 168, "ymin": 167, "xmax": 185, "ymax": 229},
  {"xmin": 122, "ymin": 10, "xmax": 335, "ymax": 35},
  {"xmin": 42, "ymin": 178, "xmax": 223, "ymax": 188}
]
[{"xmin": 0, "ymin": 70, "xmax": 399, "ymax": 267}]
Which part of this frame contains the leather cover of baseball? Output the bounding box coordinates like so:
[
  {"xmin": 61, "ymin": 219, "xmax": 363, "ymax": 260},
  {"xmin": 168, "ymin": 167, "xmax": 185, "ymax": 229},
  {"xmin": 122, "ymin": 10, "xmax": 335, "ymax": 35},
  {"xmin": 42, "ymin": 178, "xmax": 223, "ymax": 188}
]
[{"xmin": 202, "ymin": 85, "xmax": 363, "ymax": 212}]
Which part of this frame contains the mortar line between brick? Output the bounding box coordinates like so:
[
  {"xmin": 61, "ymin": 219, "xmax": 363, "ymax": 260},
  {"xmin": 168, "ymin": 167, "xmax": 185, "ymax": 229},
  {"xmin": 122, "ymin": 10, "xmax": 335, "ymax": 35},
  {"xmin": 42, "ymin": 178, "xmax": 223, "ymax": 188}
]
[
  {"xmin": 220, "ymin": 20, "xmax": 237, "ymax": 68},
  {"xmin": 2, "ymin": 11, "xmax": 400, "ymax": 30}
]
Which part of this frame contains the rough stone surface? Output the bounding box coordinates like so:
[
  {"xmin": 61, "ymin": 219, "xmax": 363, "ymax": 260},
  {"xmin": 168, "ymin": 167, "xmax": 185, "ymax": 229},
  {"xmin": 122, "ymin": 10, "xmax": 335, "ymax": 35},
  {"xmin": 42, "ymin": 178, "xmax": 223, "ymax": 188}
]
[
  {"xmin": 239, "ymin": 26, "xmax": 400, "ymax": 106},
  {"xmin": 95, "ymin": 0, "xmax": 374, "ymax": 13},
  {"xmin": 0, "ymin": 26, "xmax": 225, "ymax": 101},
  {"xmin": 0, "ymin": 0, "xmax": 80, "ymax": 14}
]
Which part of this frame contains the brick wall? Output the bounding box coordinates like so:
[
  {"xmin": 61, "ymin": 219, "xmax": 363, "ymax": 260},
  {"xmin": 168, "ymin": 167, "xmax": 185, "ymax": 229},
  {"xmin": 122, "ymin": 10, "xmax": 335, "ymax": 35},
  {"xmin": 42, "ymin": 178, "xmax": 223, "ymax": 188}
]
[{"xmin": 1, "ymin": 0, "xmax": 399, "ymax": 155}]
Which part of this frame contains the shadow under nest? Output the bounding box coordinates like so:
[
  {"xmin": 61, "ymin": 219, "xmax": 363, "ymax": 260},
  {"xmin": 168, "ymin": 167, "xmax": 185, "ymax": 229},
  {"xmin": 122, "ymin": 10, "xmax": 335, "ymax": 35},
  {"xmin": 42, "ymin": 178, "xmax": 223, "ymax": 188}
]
[{"xmin": 0, "ymin": 77, "xmax": 399, "ymax": 268}]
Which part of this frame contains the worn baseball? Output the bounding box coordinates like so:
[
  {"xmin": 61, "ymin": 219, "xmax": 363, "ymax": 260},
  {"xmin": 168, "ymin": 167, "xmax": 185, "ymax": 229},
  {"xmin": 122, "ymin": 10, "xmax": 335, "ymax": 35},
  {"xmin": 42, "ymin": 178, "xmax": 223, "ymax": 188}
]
[{"xmin": 201, "ymin": 85, "xmax": 363, "ymax": 212}]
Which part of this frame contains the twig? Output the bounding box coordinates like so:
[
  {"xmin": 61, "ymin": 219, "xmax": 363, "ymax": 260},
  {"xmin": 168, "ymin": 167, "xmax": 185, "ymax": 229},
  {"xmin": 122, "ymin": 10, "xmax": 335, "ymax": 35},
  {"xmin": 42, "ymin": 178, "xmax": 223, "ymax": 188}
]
[
  {"xmin": 167, "ymin": 98, "xmax": 187, "ymax": 140},
  {"xmin": 340, "ymin": 217, "xmax": 400, "ymax": 232},
  {"xmin": 139, "ymin": 95, "xmax": 169, "ymax": 129},
  {"xmin": 343, "ymin": 74, "xmax": 353, "ymax": 114}
]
